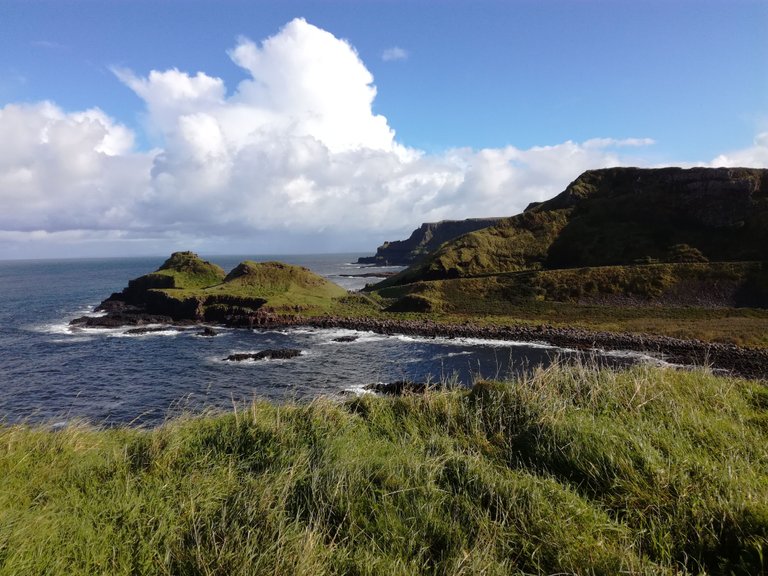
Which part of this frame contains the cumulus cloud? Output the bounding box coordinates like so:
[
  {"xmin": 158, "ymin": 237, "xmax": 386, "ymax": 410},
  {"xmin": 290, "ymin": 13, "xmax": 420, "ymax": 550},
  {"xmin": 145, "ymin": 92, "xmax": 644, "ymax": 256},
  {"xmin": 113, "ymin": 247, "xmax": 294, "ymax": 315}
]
[
  {"xmin": 0, "ymin": 101, "xmax": 153, "ymax": 235},
  {"xmin": 0, "ymin": 17, "xmax": 724, "ymax": 258},
  {"xmin": 382, "ymin": 46, "xmax": 408, "ymax": 62},
  {"xmin": 709, "ymin": 132, "xmax": 768, "ymax": 168}
]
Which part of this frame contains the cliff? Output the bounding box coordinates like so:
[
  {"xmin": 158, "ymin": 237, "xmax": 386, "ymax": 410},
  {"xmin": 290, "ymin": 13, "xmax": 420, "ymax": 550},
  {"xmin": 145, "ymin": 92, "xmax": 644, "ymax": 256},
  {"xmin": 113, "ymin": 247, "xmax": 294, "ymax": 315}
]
[
  {"xmin": 372, "ymin": 167, "xmax": 768, "ymax": 310},
  {"xmin": 381, "ymin": 167, "xmax": 768, "ymax": 283},
  {"xmin": 358, "ymin": 218, "xmax": 502, "ymax": 266},
  {"xmin": 538, "ymin": 167, "xmax": 768, "ymax": 269}
]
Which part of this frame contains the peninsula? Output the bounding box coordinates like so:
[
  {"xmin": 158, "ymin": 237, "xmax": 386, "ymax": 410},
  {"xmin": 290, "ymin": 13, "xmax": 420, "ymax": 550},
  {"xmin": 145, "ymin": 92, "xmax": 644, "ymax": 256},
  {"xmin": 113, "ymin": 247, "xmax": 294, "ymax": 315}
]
[
  {"xmin": 71, "ymin": 251, "xmax": 348, "ymax": 327},
  {"xmin": 71, "ymin": 167, "xmax": 768, "ymax": 379}
]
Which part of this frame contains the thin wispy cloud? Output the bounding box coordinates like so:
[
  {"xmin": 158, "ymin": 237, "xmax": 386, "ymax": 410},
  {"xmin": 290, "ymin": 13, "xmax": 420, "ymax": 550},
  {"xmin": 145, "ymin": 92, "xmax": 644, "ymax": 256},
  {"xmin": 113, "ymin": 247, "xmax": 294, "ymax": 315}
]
[
  {"xmin": 382, "ymin": 46, "xmax": 408, "ymax": 62},
  {"xmin": 30, "ymin": 40, "xmax": 68, "ymax": 50}
]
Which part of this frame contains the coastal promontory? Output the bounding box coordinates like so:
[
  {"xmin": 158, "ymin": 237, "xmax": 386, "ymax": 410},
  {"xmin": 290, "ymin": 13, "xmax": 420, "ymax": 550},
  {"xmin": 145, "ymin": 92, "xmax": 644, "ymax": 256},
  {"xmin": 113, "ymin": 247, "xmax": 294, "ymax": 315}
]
[
  {"xmin": 71, "ymin": 252, "xmax": 348, "ymax": 328},
  {"xmin": 372, "ymin": 167, "xmax": 768, "ymax": 313},
  {"xmin": 68, "ymin": 167, "xmax": 768, "ymax": 377}
]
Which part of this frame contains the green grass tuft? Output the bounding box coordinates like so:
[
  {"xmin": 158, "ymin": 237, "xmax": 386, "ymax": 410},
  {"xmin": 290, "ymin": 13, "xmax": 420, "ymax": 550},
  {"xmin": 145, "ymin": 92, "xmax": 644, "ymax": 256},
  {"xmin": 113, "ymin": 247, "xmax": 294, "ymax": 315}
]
[{"xmin": 1, "ymin": 364, "xmax": 766, "ymax": 574}]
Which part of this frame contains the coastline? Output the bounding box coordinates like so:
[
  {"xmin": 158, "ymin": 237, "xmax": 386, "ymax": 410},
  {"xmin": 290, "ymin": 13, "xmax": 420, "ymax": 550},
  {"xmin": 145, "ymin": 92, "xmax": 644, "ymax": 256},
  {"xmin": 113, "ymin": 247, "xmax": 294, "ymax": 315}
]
[
  {"xmin": 72, "ymin": 309, "xmax": 768, "ymax": 380},
  {"xmin": 282, "ymin": 316, "xmax": 768, "ymax": 381}
]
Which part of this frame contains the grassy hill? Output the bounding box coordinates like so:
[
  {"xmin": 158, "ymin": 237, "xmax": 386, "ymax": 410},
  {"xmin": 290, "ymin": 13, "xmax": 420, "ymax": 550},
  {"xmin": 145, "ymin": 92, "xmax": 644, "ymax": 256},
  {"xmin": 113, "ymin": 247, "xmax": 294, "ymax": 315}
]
[
  {"xmin": 192, "ymin": 260, "xmax": 348, "ymax": 316},
  {"xmin": 373, "ymin": 168, "xmax": 768, "ymax": 314},
  {"xmin": 376, "ymin": 210, "xmax": 568, "ymax": 285},
  {"xmin": 151, "ymin": 251, "xmax": 227, "ymax": 288},
  {"xmin": 113, "ymin": 253, "xmax": 348, "ymax": 320},
  {"xmin": 378, "ymin": 262, "xmax": 768, "ymax": 311},
  {"xmin": 119, "ymin": 251, "xmax": 227, "ymax": 301}
]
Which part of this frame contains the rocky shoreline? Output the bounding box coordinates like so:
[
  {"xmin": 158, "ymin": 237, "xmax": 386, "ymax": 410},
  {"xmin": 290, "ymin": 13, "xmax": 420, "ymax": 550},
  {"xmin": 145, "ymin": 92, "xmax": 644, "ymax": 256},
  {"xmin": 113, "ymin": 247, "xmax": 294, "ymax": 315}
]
[
  {"xmin": 70, "ymin": 307, "xmax": 768, "ymax": 380},
  {"xmin": 284, "ymin": 316, "xmax": 768, "ymax": 381}
]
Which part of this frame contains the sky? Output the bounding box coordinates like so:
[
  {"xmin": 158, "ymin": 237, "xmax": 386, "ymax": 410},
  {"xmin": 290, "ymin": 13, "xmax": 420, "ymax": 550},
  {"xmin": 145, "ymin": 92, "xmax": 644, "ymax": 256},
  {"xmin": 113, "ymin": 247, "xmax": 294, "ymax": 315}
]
[{"xmin": 0, "ymin": 0, "xmax": 766, "ymax": 259}]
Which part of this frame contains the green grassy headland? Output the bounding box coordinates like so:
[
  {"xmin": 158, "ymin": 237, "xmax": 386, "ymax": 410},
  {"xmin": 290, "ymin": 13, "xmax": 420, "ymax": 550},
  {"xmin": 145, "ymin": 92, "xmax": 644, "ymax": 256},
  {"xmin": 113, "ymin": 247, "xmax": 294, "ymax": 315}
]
[
  {"xmin": 107, "ymin": 167, "xmax": 768, "ymax": 345},
  {"xmin": 1, "ymin": 364, "xmax": 766, "ymax": 575},
  {"xmin": 109, "ymin": 250, "xmax": 768, "ymax": 347},
  {"xmin": 363, "ymin": 168, "xmax": 768, "ymax": 345},
  {"xmin": 379, "ymin": 167, "xmax": 768, "ymax": 286},
  {"xmin": 358, "ymin": 218, "xmax": 503, "ymax": 266},
  {"xmin": 120, "ymin": 252, "xmax": 348, "ymax": 320}
]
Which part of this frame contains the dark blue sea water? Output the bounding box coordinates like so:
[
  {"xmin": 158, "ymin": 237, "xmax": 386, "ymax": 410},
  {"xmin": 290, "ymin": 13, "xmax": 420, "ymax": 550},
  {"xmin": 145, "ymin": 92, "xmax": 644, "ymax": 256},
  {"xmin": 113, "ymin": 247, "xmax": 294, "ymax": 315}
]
[{"xmin": 0, "ymin": 254, "xmax": 650, "ymax": 427}]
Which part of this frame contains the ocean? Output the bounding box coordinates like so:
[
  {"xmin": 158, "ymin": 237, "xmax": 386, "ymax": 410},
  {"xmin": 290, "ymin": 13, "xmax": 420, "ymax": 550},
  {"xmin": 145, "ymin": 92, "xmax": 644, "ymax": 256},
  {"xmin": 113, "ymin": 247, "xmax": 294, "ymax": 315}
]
[{"xmin": 0, "ymin": 254, "xmax": 646, "ymax": 427}]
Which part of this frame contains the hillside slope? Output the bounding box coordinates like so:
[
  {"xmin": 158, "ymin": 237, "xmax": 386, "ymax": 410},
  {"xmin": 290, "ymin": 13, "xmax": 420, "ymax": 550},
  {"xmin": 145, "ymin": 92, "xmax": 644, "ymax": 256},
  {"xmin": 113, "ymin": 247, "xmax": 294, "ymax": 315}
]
[
  {"xmin": 381, "ymin": 167, "xmax": 767, "ymax": 285},
  {"xmin": 358, "ymin": 217, "xmax": 502, "ymax": 265},
  {"xmin": 2, "ymin": 366, "xmax": 766, "ymax": 574},
  {"xmin": 372, "ymin": 167, "xmax": 768, "ymax": 310}
]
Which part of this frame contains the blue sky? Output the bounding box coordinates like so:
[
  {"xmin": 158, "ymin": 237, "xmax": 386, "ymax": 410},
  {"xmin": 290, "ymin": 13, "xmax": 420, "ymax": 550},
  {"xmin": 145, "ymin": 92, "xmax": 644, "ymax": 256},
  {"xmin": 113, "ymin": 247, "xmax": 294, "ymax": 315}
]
[{"xmin": 0, "ymin": 0, "xmax": 766, "ymax": 258}]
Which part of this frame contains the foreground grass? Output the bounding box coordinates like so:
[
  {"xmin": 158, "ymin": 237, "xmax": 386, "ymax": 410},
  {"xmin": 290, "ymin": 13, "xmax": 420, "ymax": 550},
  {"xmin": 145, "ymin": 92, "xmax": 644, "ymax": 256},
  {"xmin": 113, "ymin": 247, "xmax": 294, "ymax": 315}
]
[{"xmin": 1, "ymin": 365, "xmax": 767, "ymax": 575}]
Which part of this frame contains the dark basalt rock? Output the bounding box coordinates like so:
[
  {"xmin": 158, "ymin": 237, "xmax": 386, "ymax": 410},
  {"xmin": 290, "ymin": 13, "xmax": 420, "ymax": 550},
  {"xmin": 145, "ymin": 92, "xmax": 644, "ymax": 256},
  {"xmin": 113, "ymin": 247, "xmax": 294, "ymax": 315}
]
[
  {"xmin": 364, "ymin": 381, "xmax": 432, "ymax": 395},
  {"xmin": 199, "ymin": 327, "xmax": 218, "ymax": 337},
  {"xmin": 332, "ymin": 335, "xmax": 359, "ymax": 342},
  {"xmin": 252, "ymin": 316, "xmax": 768, "ymax": 381},
  {"xmin": 224, "ymin": 348, "xmax": 301, "ymax": 362},
  {"xmin": 95, "ymin": 296, "xmax": 130, "ymax": 313},
  {"xmin": 69, "ymin": 312, "xmax": 174, "ymax": 328},
  {"xmin": 124, "ymin": 326, "xmax": 185, "ymax": 335}
]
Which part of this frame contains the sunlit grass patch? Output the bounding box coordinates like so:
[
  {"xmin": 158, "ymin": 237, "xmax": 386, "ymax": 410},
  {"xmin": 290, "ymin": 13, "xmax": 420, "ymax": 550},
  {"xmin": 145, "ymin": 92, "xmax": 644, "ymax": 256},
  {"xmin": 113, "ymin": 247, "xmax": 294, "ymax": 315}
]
[{"xmin": 0, "ymin": 364, "xmax": 766, "ymax": 574}]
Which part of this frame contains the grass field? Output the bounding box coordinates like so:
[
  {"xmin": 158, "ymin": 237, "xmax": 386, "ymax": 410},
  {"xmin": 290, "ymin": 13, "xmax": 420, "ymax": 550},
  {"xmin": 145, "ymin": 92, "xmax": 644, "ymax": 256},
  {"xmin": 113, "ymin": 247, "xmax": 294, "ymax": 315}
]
[
  {"xmin": 1, "ymin": 364, "xmax": 766, "ymax": 575},
  {"xmin": 435, "ymin": 306, "xmax": 768, "ymax": 348}
]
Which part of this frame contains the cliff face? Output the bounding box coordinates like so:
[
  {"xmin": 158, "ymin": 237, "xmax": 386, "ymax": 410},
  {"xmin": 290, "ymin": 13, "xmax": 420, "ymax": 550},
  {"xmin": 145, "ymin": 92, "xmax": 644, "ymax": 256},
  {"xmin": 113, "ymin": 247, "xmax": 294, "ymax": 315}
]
[
  {"xmin": 380, "ymin": 167, "xmax": 768, "ymax": 285},
  {"xmin": 537, "ymin": 167, "xmax": 768, "ymax": 269},
  {"xmin": 358, "ymin": 218, "xmax": 503, "ymax": 266}
]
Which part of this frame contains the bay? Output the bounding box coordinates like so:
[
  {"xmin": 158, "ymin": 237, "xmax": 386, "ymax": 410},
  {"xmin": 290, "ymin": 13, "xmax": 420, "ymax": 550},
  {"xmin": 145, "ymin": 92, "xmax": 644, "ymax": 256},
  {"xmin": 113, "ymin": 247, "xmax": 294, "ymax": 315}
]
[{"xmin": 0, "ymin": 254, "xmax": 644, "ymax": 427}]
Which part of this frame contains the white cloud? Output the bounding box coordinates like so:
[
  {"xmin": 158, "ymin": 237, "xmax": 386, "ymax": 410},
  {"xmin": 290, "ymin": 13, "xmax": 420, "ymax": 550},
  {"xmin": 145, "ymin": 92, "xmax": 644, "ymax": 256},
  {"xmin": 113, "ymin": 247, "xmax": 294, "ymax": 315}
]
[
  {"xmin": 0, "ymin": 17, "xmax": 755, "ymax": 259},
  {"xmin": 226, "ymin": 19, "xmax": 399, "ymax": 155},
  {"xmin": 0, "ymin": 101, "xmax": 153, "ymax": 235},
  {"xmin": 382, "ymin": 46, "xmax": 408, "ymax": 62},
  {"xmin": 709, "ymin": 132, "xmax": 768, "ymax": 168}
]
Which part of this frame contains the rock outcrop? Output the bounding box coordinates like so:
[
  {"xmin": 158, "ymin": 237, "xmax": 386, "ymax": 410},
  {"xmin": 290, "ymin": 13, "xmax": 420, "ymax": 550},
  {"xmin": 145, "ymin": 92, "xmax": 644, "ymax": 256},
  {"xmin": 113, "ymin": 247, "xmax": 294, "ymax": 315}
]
[
  {"xmin": 358, "ymin": 218, "xmax": 502, "ymax": 266},
  {"xmin": 223, "ymin": 349, "xmax": 302, "ymax": 362}
]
